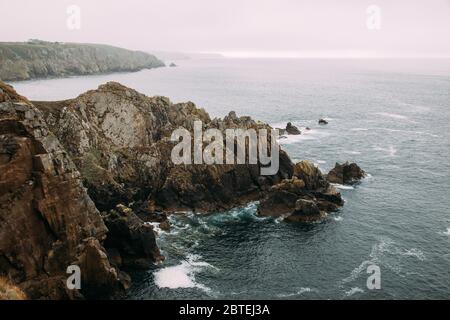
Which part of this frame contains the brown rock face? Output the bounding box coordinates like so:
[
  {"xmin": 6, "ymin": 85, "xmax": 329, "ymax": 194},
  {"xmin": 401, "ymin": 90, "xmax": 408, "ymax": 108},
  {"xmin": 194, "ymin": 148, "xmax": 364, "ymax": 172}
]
[
  {"xmin": 0, "ymin": 277, "xmax": 27, "ymax": 300},
  {"xmin": 0, "ymin": 81, "xmax": 125, "ymax": 299},
  {"xmin": 259, "ymin": 161, "xmax": 344, "ymax": 222},
  {"xmin": 327, "ymin": 161, "xmax": 366, "ymax": 185},
  {"xmin": 103, "ymin": 204, "xmax": 163, "ymax": 269},
  {"xmin": 34, "ymin": 82, "xmax": 294, "ymax": 214}
]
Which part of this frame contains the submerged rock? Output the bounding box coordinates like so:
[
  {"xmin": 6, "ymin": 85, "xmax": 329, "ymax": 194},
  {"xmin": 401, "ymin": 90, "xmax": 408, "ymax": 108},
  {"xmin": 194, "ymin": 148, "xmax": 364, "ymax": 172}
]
[{"xmin": 327, "ymin": 162, "xmax": 366, "ymax": 184}]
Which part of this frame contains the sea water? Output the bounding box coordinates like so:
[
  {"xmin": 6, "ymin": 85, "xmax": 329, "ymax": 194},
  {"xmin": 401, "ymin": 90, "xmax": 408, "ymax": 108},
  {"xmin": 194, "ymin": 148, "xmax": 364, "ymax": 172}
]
[{"xmin": 9, "ymin": 58, "xmax": 450, "ymax": 299}]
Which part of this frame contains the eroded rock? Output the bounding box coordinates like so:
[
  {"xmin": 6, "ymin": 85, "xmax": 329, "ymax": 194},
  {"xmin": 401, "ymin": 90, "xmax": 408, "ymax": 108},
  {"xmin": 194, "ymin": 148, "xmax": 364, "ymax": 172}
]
[
  {"xmin": 327, "ymin": 162, "xmax": 366, "ymax": 184},
  {"xmin": 259, "ymin": 160, "xmax": 344, "ymax": 222},
  {"xmin": 34, "ymin": 82, "xmax": 294, "ymax": 214},
  {"xmin": 285, "ymin": 122, "xmax": 301, "ymax": 135},
  {"xmin": 103, "ymin": 204, "xmax": 163, "ymax": 269},
  {"xmin": 0, "ymin": 81, "xmax": 128, "ymax": 299}
]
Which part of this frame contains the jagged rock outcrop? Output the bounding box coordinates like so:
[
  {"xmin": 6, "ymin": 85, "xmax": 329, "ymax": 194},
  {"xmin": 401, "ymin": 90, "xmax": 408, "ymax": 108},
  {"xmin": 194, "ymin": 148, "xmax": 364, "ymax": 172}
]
[
  {"xmin": 258, "ymin": 161, "xmax": 344, "ymax": 222},
  {"xmin": 103, "ymin": 204, "xmax": 163, "ymax": 269},
  {"xmin": 0, "ymin": 40, "xmax": 164, "ymax": 81},
  {"xmin": 34, "ymin": 82, "xmax": 294, "ymax": 214},
  {"xmin": 0, "ymin": 81, "xmax": 131, "ymax": 299},
  {"xmin": 327, "ymin": 162, "xmax": 366, "ymax": 184}
]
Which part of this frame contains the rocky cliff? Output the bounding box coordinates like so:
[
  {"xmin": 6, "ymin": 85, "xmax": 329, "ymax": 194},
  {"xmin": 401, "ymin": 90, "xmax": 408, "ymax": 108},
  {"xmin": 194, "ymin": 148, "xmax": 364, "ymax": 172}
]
[
  {"xmin": 0, "ymin": 81, "xmax": 159, "ymax": 299},
  {"xmin": 1, "ymin": 80, "xmax": 362, "ymax": 299},
  {"xmin": 0, "ymin": 41, "xmax": 164, "ymax": 81},
  {"xmin": 33, "ymin": 82, "xmax": 295, "ymax": 215}
]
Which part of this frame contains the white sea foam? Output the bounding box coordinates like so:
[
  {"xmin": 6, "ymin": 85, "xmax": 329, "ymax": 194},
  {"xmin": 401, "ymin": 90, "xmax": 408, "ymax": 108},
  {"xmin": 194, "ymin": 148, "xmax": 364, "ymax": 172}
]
[
  {"xmin": 331, "ymin": 183, "xmax": 354, "ymax": 190},
  {"xmin": 345, "ymin": 287, "xmax": 364, "ymax": 297},
  {"xmin": 350, "ymin": 128, "xmax": 369, "ymax": 131},
  {"xmin": 154, "ymin": 254, "xmax": 213, "ymax": 291},
  {"xmin": 375, "ymin": 112, "xmax": 409, "ymax": 120},
  {"xmin": 397, "ymin": 101, "xmax": 432, "ymax": 114},
  {"xmin": 278, "ymin": 133, "xmax": 315, "ymax": 144},
  {"xmin": 344, "ymin": 150, "xmax": 362, "ymax": 155},
  {"xmin": 402, "ymin": 248, "xmax": 426, "ymax": 261},
  {"xmin": 350, "ymin": 127, "xmax": 439, "ymax": 138},
  {"xmin": 146, "ymin": 222, "xmax": 164, "ymax": 236},
  {"xmin": 278, "ymin": 127, "xmax": 331, "ymax": 145},
  {"xmin": 316, "ymin": 160, "xmax": 327, "ymax": 164},
  {"xmin": 274, "ymin": 216, "xmax": 285, "ymax": 224},
  {"xmin": 277, "ymin": 287, "xmax": 316, "ymax": 297},
  {"xmin": 342, "ymin": 238, "xmax": 426, "ymax": 285},
  {"xmin": 374, "ymin": 127, "xmax": 439, "ymax": 138},
  {"xmin": 373, "ymin": 145, "xmax": 397, "ymax": 157},
  {"xmin": 333, "ymin": 216, "xmax": 344, "ymax": 222}
]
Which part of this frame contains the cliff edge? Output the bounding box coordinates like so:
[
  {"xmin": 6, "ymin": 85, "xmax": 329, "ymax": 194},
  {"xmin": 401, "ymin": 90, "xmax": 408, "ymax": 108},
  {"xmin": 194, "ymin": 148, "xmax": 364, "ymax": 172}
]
[{"xmin": 0, "ymin": 40, "xmax": 165, "ymax": 81}]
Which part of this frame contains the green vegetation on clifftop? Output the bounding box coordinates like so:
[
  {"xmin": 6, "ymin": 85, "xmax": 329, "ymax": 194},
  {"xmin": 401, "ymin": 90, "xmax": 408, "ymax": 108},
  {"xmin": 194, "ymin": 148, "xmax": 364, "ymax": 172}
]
[{"xmin": 0, "ymin": 40, "xmax": 165, "ymax": 81}]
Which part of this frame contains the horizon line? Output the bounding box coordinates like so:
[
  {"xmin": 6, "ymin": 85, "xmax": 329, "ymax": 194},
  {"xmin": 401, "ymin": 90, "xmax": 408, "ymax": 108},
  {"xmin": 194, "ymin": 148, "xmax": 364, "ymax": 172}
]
[{"xmin": 193, "ymin": 50, "xmax": 450, "ymax": 59}]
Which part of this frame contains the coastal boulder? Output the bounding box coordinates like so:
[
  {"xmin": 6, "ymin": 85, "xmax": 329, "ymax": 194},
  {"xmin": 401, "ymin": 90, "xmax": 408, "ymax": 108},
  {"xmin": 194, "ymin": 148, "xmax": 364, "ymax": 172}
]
[
  {"xmin": 327, "ymin": 162, "xmax": 365, "ymax": 184},
  {"xmin": 287, "ymin": 199, "xmax": 326, "ymax": 222},
  {"xmin": 293, "ymin": 160, "xmax": 328, "ymax": 190},
  {"xmin": 285, "ymin": 122, "xmax": 301, "ymax": 135},
  {"xmin": 258, "ymin": 161, "xmax": 344, "ymax": 222}
]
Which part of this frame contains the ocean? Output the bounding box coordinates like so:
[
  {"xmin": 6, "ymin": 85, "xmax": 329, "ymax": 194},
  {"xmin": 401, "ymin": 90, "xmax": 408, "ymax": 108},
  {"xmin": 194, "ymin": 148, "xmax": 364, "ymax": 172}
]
[{"xmin": 9, "ymin": 58, "xmax": 450, "ymax": 299}]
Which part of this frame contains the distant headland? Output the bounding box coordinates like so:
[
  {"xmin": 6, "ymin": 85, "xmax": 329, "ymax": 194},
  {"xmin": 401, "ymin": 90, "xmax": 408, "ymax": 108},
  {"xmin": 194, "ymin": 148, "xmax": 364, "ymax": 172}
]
[{"xmin": 0, "ymin": 40, "xmax": 165, "ymax": 81}]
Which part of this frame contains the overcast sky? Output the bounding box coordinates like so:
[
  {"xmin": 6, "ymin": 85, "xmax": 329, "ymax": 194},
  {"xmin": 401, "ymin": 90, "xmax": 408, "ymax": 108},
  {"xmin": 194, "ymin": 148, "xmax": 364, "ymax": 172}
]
[{"xmin": 1, "ymin": 0, "xmax": 449, "ymax": 57}]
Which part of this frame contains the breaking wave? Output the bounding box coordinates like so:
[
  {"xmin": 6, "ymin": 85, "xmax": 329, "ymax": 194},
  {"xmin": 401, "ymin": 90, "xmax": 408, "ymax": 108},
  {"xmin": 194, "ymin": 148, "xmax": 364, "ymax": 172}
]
[
  {"xmin": 331, "ymin": 183, "xmax": 355, "ymax": 190},
  {"xmin": 153, "ymin": 254, "xmax": 216, "ymax": 292}
]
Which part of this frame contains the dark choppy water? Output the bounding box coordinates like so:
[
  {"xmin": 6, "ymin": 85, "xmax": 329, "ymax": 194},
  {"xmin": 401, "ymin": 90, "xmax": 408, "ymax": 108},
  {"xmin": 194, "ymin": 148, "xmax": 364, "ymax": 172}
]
[{"xmin": 10, "ymin": 58, "xmax": 450, "ymax": 299}]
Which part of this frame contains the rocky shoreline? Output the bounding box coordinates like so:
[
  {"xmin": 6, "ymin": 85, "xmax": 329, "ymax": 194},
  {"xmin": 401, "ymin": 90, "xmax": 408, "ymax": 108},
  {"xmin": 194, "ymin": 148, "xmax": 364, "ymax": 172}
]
[
  {"xmin": 0, "ymin": 80, "xmax": 364, "ymax": 299},
  {"xmin": 0, "ymin": 40, "xmax": 165, "ymax": 82}
]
